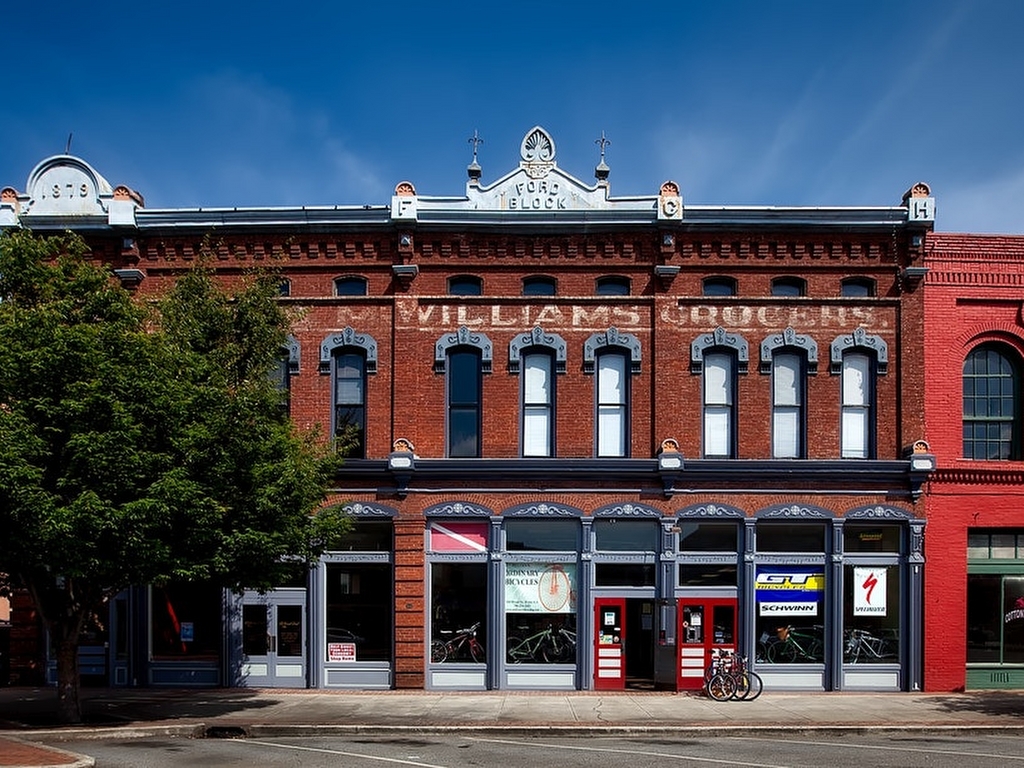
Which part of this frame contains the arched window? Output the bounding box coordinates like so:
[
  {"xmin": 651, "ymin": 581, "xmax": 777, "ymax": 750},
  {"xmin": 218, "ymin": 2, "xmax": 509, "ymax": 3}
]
[
  {"xmin": 703, "ymin": 276, "xmax": 737, "ymax": 296},
  {"xmin": 841, "ymin": 277, "xmax": 875, "ymax": 297},
  {"xmin": 963, "ymin": 344, "xmax": 1022, "ymax": 460},
  {"xmin": 523, "ymin": 275, "xmax": 557, "ymax": 296},
  {"xmin": 596, "ymin": 276, "xmax": 630, "ymax": 296},
  {"xmin": 334, "ymin": 276, "xmax": 368, "ymax": 296},
  {"xmin": 772, "ymin": 276, "xmax": 806, "ymax": 297},
  {"xmin": 448, "ymin": 275, "xmax": 482, "ymax": 296}
]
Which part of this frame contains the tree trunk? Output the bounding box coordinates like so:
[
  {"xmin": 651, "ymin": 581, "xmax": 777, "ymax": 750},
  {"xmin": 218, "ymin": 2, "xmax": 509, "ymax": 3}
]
[{"xmin": 54, "ymin": 630, "xmax": 82, "ymax": 724}]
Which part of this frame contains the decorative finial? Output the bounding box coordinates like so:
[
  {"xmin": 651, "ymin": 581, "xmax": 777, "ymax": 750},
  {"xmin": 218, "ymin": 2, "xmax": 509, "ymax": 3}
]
[
  {"xmin": 65, "ymin": 132, "xmax": 73, "ymax": 155},
  {"xmin": 595, "ymin": 131, "xmax": 610, "ymax": 182},
  {"xmin": 467, "ymin": 129, "xmax": 483, "ymax": 181}
]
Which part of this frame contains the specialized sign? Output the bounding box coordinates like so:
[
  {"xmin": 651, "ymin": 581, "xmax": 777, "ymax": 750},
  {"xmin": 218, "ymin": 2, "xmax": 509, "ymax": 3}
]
[
  {"xmin": 853, "ymin": 567, "xmax": 888, "ymax": 616},
  {"xmin": 505, "ymin": 563, "xmax": 577, "ymax": 613},
  {"xmin": 756, "ymin": 566, "xmax": 824, "ymax": 617}
]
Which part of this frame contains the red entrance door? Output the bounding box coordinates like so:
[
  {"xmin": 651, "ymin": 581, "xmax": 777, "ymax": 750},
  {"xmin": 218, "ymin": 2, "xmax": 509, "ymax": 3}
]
[
  {"xmin": 594, "ymin": 598, "xmax": 626, "ymax": 690},
  {"xmin": 676, "ymin": 598, "xmax": 737, "ymax": 691}
]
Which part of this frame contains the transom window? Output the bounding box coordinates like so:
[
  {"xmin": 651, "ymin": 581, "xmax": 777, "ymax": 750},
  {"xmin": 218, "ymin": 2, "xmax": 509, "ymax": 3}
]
[{"xmin": 963, "ymin": 344, "xmax": 1021, "ymax": 460}]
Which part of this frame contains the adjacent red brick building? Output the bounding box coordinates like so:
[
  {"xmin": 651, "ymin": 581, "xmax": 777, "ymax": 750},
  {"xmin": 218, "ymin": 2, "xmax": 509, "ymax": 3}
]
[
  {"xmin": 922, "ymin": 233, "xmax": 1024, "ymax": 691},
  {"xmin": 2, "ymin": 126, "xmax": 937, "ymax": 691}
]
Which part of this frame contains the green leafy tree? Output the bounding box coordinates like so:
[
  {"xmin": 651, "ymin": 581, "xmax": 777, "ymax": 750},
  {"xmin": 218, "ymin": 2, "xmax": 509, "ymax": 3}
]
[{"xmin": 0, "ymin": 230, "xmax": 346, "ymax": 723}]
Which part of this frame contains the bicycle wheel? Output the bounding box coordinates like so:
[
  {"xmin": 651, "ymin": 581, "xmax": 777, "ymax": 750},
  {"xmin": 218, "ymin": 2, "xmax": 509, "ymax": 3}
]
[
  {"xmin": 735, "ymin": 671, "xmax": 764, "ymax": 701},
  {"xmin": 507, "ymin": 635, "xmax": 530, "ymax": 663},
  {"xmin": 469, "ymin": 640, "xmax": 485, "ymax": 663},
  {"xmin": 430, "ymin": 640, "xmax": 448, "ymax": 664},
  {"xmin": 542, "ymin": 636, "xmax": 575, "ymax": 663},
  {"xmin": 706, "ymin": 672, "xmax": 737, "ymax": 701},
  {"xmin": 767, "ymin": 640, "xmax": 796, "ymax": 663}
]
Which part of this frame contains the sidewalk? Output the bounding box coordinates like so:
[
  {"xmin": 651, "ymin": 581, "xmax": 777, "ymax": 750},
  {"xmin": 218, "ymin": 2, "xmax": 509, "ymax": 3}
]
[{"xmin": 3, "ymin": 686, "xmax": 1024, "ymax": 768}]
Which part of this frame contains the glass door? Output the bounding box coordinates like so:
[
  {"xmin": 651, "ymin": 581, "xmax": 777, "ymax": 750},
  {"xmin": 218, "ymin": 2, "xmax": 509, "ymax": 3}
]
[{"xmin": 240, "ymin": 591, "xmax": 306, "ymax": 687}]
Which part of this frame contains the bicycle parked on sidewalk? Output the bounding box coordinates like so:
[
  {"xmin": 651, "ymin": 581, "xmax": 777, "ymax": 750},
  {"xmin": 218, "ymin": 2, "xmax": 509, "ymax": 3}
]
[
  {"xmin": 703, "ymin": 649, "xmax": 763, "ymax": 701},
  {"xmin": 431, "ymin": 621, "xmax": 485, "ymax": 663},
  {"xmin": 507, "ymin": 624, "xmax": 577, "ymax": 663}
]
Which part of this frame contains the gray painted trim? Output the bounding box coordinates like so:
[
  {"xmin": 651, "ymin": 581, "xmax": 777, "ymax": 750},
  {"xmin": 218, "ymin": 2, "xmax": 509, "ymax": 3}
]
[
  {"xmin": 844, "ymin": 504, "xmax": 915, "ymax": 520},
  {"xmin": 424, "ymin": 501, "xmax": 494, "ymax": 517},
  {"xmin": 830, "ymin": 328, "xmax": 889, "ymax": 375},
  {"xmin": 754, "ymin": 503, "xmax": 834, "ymax": 519},
  {"xmin": 675, "ymin": 502, "xmax": 747, "ymax": 519},
  {"xmin": 284, "ymin": 334, "xmax": 300, "ymax": 375},
  {"xmin": 508, "ymin": 327, "xmax": 568, "ymax": 374},
  {"xmin": 690, "ymin": 327, "xmax": 750, "ymax": 374},
  {"xmin": 319, "ymin": 327, "xmax": 379, "ymax": 374},
  {"xmin": 502, "ymin": 502, "xmax": 583, "ymax": 517},
  {"xmin": 593, "ymin": 502, "xmax": 662, "ymax": 517},
  {"xmin": 582, "ymin": 327, "xmax": 642, "ymax": 374},
  {"xmin": 434, "ymin": 326, "xmax": 494, "ymax": 374},
  {"xmin": 759, "ymin": 327, "xmax": 818, "ymax": 375},
  {"xmin": 337, "ymin": 502, "xmax": 397, "ymax": 518}
]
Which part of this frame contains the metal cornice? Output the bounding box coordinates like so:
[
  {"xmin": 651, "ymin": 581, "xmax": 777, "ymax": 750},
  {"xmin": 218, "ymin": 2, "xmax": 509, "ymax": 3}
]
[{"xmin": 135, "ymin": 206, "xmax": 392, "ymax": 231}]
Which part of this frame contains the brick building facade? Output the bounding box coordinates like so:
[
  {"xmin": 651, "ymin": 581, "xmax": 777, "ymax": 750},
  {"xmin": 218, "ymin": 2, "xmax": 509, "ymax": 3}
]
[
  {"xmin": 2, "ymin": 126, "xmax": 936, "ymax": 691},
  {"xmin": 922, "ymin": 233, "xmax": 1024, "ymax": 691}
]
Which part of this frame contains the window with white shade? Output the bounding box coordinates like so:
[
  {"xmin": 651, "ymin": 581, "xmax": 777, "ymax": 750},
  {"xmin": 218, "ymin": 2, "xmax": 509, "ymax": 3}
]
[
  {"xmin": 523, "ymin": 352, "xmax": 554, "ymax": 457},
  {"xmin": 704, "ymin": 351, "xmax": 735, "ymax": 457},
  {"xmin": 841, "ymin": 352, "xmax": 873, "ymax": 458},
  {"xmin": 773, "ymin": 352, "xmax": 804, "ymax": 458},
  {"xmin": 596, "ymin": 352, "xmax": 628, "ymax": 457}
]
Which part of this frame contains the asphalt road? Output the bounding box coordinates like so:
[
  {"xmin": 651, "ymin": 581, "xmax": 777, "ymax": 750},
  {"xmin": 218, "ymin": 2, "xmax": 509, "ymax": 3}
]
[{"xmin": 48, "ymin": 731, "xmax": 1024, "ymax": 768}]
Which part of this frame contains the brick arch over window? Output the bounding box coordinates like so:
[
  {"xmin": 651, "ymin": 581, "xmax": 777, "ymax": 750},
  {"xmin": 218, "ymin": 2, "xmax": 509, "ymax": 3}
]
[
  {"xmin": 318, "ymin": 327, "xmax": 378, "ymax": 374},
  {"xmin": 424, "ymin": 501, "xmax": 494, "ymax": 517},
  {"xmin": 582, "ymin": 327, "xmax": 642, "ymax": 374},
  {"xmin": 829, "ymin": 327, "xmax": 887, "ymax": 375},
  {"xmin": 593, "ymin": 503, "xmax": 663, "ymax": 518},
  {"xmin": 759, "ymin": 327, "xmax": 818, "ymax": 375},
  {"xmin": 690, "ymin": 327, "xmax": 749, "ymax": 374},
  {"xmin": 283, "ymin": 334, "xmax": 300, "ymax": 375},
  {"xmin": 675, "ymin": 503, "xmax": 747, "ymax": 519},
  {"xmin": 950, "ymin": 325, "xmax": 1024, "ymax": 372},
  {"xmin": 434, "ymin": 326, "xmax": 493, "ymax": 373},
  {"xmin": 754, "ymin": 503, "xmax": 835, "ymax": 520},
  {"xmin": 508, "ymin": 326, "xmax": 567, "ymax": 374}
]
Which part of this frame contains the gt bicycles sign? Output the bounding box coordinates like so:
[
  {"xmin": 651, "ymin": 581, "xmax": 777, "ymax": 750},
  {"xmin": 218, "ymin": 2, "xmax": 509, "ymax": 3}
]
[
  {"xmin": 505, "ymin": 563, "xmax": 577, "ymax": 613},
  {"xmin": 756, "ymin": 566, "xmax": 824, "ymax": 617}
]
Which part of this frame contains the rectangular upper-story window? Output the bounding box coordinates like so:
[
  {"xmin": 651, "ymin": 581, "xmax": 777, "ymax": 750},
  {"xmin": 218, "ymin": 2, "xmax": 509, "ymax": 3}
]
[
  {"xmin": 841, "ymin": 352, "xmax": 874, "ymax": 458},
  {"xmin": 522, "ymin": 352, "xmax": 554, "ymax": 457},
  {"xmin": 773, "ymin": 352, "xmax": 804, "ymax": 458},
  {"xmin": 596, "ymin": 352, "xmax": 628, "ymax": 457},
  {"xmin": 703, "ymin": 351, "xmax": 736, "ymax": 457},
  {"xmin": 449, "ymin": 349, "xmax": 482, "ymax": 457},
  {"xmin": 333, "ymin": 350, "xmax": 366, "ymax": 458}
]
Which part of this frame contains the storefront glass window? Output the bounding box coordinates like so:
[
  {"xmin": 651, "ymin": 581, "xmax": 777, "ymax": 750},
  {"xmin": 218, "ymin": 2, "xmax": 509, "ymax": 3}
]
[
  {"xmin": 506, "ymin": 519, "xmax": 578, "ymax": 551},
  {"xmin": 843, "ymin": 525, "xmax": 901, "ymax": 553},
  {"xmin": 757, "ymin": 522, "xmax": 825, "ymax": 552},
  {"xmin": 679, "ymin": 564, "xmax": 738, "ymax": 587},
  {"xmin": 325, "ymin": 563, "xmax": 392, "ymax": 661},
  {"xmin": 595, "ymin": 563, "xmax": 655, "ymax": 587},
  {"xmin": 594, "ymin": 519, "xmax": 658, "ymax": 551},
  {"xmin": 968, "ymin": 574, "xmax": 1024, "ymax": 664},
  {"xmin": 431, "ymin": 563, "xmax": 488, "ymax": 662},
  {"xmin": 337, "ymin": 521, "xmax": 392, "ymax": 552},
  {"xmin": 151, "ymin": 582, "xmax": 221, "ymax": 660},
  {"xmin": 843, "ymin": 565, "xmax": 900, "ymax": 663},
  {"xmin": 678, "ymin": 521, "xmax": 739, "ymax": 551},
  {"xmin": 754, "ymin": 565, "xmax": 825, "ymax": 664},
  {"xmin": 505, "ymin": 562, "xmax": 578, "ymax": 663}
]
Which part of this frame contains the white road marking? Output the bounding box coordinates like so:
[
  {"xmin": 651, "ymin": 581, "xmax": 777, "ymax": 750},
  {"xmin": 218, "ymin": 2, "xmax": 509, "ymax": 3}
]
[
  {"xmin": 725, "ymin": 735, "xmax": 1024, "ymax": 761},
  {"xmin": 242, "ymin": 738, "xmax": 450, "ymax": 767}
]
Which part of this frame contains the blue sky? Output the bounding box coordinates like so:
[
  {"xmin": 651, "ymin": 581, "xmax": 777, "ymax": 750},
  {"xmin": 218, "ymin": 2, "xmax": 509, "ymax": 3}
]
[{"xmin": 1, "ymin": 1, "xmax": 1022, "ymax": 233}]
